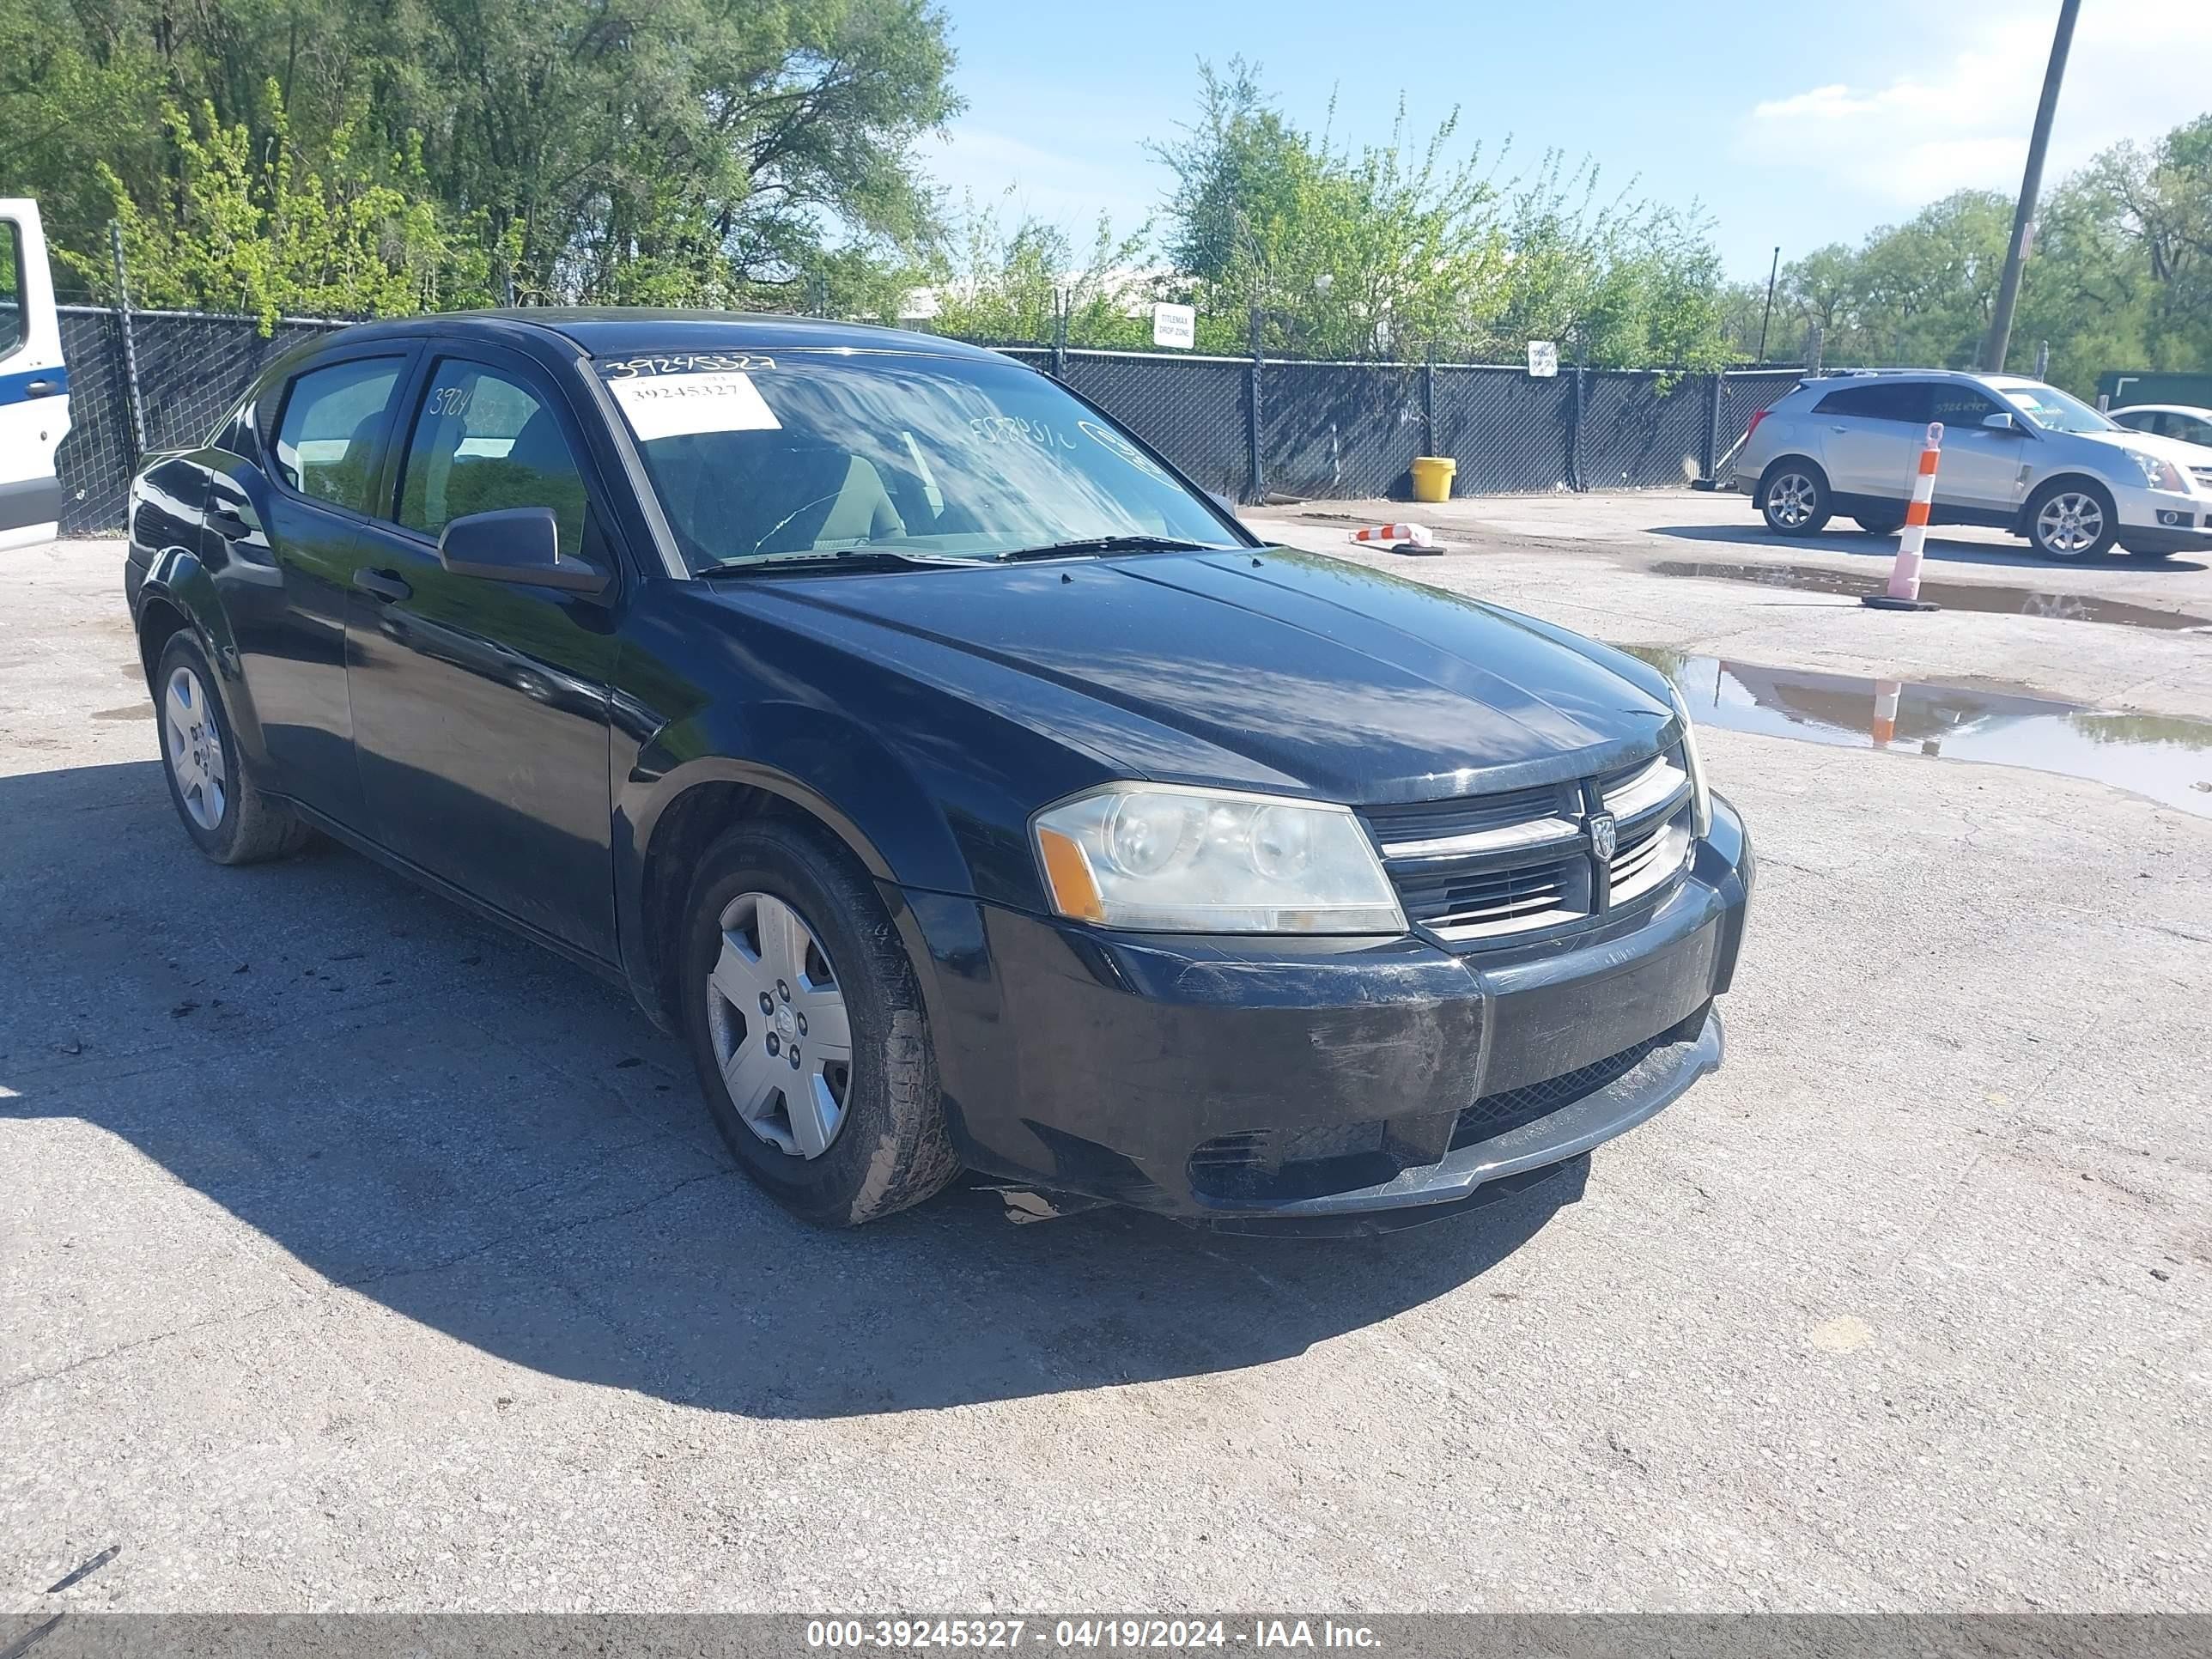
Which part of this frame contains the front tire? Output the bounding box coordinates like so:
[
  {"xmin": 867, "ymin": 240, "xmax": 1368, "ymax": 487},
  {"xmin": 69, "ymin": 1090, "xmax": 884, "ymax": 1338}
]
[
  {"xmin": 680, "ymin": 819, "xmax": 959, "ymax": 1227},
  {"xmin": 2024, "ymin": 481, "xmax": 2118, "ymax": 560},
  {"xmin": 1758, "ymin": 461, "xmax": 1832, "ymax": 536},
  {"xmin": 154, "ymin": 632, "xmax": 312, "ymax": 865}
]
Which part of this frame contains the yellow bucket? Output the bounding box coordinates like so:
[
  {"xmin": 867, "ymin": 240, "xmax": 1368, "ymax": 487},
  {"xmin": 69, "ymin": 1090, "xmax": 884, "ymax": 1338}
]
[{"xmin": 1410, "ymin": 456, "xmax": 1455, "ymax": 504}]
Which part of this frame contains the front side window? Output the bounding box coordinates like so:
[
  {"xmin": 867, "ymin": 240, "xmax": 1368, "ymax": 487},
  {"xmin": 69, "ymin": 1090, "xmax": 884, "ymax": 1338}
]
[
  {"xmin": 2001, "ymin": 382, "xmax": 2114, "ymax": 434},
  {"xmin": 597, "ymin": 349, "xmax": 1237, "ymax": 571},
  {"xmin": 274, "ymin": 357, "xmax": 404, "ymax": 513},
  {"xmin": 0, "ymin": 220, "xmax": 22, "ymax": 360},
  {"xmin": 1929, "ymin": 384, "xmax": 2002, "ymax": 425},
  {"xmin": 398, "ymin": 360, "xmax": 589, "ymax": 557}
]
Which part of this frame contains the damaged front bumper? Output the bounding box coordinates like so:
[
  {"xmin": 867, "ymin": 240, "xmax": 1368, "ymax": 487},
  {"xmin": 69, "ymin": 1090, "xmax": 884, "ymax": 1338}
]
[{"xmin": 900, "ymin": 796, "xmax": 1753, "ymax": 1235}]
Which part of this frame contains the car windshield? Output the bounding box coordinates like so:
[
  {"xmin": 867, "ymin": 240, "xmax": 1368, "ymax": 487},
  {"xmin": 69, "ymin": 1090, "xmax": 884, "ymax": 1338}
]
[
  {"xmin": 2000, "ymin": 382, "xmax": 2115, "ymax": 434},
  {"xmin": 597, "ymin": 349, "xmax": 1240, "ymax": 571}
]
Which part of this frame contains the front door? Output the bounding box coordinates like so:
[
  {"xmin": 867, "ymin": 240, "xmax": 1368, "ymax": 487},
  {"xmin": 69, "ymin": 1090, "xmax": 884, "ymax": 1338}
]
[
  {"xmin": 1926, "ymin": 382, "xmax": 2032, "ymax": 518},
  {"xmin": 0, "ymin": 200, "xmax": 69, "ymax": 551},
  {"xmin": 344, "ymin": 348, "xmax": 621, "ymax": 957}
]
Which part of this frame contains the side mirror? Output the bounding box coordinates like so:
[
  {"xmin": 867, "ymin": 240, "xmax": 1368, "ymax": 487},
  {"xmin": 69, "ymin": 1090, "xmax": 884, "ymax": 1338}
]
[
  {"xmin": 1981, "ymin": 411, "xmax": 2022, "ymax": 434},
  {"xmin": 437, "ymin": 507, "xmax": 608, "ymax": 595}
]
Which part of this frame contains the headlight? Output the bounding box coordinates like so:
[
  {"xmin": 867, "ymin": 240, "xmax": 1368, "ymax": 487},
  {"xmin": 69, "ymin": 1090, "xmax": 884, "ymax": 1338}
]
[
  {"xmin": 1031, "ymin": 784, "xmax": 1406, "ymax": 933},
  {"xmin": 1662, "ymin": 683, "xmax": 1713, "ymax": 838},
  {"xmin": 2124, "ymin": 450, "xmax": 2186, "ymax": 492}
]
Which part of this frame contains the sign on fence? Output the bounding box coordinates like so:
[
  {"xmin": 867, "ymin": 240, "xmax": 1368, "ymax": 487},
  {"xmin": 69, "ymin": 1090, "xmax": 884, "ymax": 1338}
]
[
  {"xmin": 1152, "ymin": 303, "xmax": 1196, "ymax": 350},
  {"xmin": 1526, "ymin": 341, "xmax": 1559, "ymax": 379}
]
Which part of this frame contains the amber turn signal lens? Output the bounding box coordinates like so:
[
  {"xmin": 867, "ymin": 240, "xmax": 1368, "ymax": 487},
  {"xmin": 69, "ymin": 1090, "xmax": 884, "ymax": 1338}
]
[{"xmin": 1036, "ymin": 825, "xmax": 1106, "ymax": 922}]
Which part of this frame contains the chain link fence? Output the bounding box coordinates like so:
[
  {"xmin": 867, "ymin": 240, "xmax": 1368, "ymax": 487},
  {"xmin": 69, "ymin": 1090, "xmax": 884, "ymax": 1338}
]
[{"xmin": 52, "ymin": 303, "xmax": 1808, "ymax": 533}]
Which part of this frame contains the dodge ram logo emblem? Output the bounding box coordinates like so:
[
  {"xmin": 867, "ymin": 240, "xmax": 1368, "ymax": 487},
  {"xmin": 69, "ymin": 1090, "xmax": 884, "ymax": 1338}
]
[{"xmin": 1589, "ymin": 812, "xmax": 1618, "ymax": 860}]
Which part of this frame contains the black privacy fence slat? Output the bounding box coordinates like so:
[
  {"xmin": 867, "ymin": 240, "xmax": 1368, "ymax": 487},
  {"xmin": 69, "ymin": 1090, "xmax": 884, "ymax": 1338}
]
[
  {"xmin": 52, "ymin": 304, "xmax": 1817, "ymax": 533},
  {"xmin": 1431, "ymin": 367, "xmax": 1577, "ymax": 495}
]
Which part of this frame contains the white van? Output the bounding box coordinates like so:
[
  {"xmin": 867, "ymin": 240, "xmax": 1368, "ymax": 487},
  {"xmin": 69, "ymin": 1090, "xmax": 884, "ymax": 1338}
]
[{"xmin": 1, "ymin": 199, "xmax": 70, "ymax": 551}]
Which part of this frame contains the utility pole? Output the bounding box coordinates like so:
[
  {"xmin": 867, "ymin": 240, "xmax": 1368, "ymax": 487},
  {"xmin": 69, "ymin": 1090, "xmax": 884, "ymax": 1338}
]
[
  {"xmin": 1983, "ymin": 0, "xmax": 2080, "ymax": 373},
  {"xmin": 1754, "ymin": 246, "xmax": 1780, "ymax": 364}
]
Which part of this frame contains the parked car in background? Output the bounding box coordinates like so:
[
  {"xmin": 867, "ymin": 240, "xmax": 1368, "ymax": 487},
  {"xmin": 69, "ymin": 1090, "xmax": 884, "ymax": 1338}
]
[
  {"xmin": 123, "ymin": 310, "xmax": 1753, "ymax": 1235},
  {"xmin": 1734, "ymin": 368, "xmax": 2212, "ymax": 561},
  {"xmin": 0, "ymin": 198, "xmax": 71, "ymax": 552},
  {"xmin": 2111, "ymin": 404, "xmax": 2212, "ymax": 450}
]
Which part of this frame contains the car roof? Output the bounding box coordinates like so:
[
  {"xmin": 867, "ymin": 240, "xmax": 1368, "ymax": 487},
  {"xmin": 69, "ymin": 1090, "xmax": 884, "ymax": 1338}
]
[{"xmin": 309, "ymin": 307, "xmax": 1008, "ymax": 364}]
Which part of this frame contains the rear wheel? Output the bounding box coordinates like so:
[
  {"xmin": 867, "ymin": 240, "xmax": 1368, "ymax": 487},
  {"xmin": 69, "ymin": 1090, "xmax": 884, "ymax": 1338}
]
[
  {"xmin": 681, "ymin": 819, "xmax": 959, "ymax": 1227},
  {"xmin": 2024, "ymin": 481, "xmax": 2118, "ymax": 560},
  {"xmin": 154, "ymin": 632, "xmax": 313, "ymax": 865},
  {"xmin": 1758, "ymin": 461, "xmax": 1832, "ymax": 536},
  {"xmin": 1853, "ymin": 514, "xmax": 1905, "ymax": 537}
]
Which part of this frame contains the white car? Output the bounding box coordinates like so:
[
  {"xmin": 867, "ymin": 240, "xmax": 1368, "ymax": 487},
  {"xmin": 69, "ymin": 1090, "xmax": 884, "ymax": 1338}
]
[
  {"xmin": 1732, "ymin": 369, "xmax": 2212, "ymax": 561},
  {"xmin": 1, "ymin": 198, "xmax": 70, "ymax": 552},
  {"xmin": 2111, "ymin": 404, "xmax": 2212, "ymax": 450}
]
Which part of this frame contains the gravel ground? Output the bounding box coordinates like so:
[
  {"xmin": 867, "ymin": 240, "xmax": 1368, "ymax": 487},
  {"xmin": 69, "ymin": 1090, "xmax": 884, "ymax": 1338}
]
[{"xmin": 3, "ymin": 508, "xmax": 2209, "ymax": 1613}]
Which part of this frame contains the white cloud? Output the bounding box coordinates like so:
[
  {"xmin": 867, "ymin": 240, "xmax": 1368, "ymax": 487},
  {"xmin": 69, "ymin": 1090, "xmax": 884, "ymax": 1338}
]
[{"xmin": 1739, "ymin": 0, "xmax": 2212, "ymax": 208}]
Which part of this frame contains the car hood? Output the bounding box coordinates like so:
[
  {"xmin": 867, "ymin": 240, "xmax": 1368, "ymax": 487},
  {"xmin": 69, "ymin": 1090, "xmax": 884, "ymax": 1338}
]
[
  {"xmin": 2076, "ymin": 426, "xmax": 2212, "ymax": 469},
  {"xmin": 728, "ymin": 549, "xmax": 1674, "ymax": 805}
]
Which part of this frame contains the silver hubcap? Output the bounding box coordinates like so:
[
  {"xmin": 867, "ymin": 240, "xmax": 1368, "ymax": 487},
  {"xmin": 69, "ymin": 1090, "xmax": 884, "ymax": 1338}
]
[
  {"xmin": 2035, "ymin": 493, "xmax": 2103, "ymax": 555},
  {"xmin": 1767, "ymin": 472, "xmax": 1818, "ymax": 528},
  {"xmin": 705, "ymin": 892, "xmax": 854, "ymax": 1159},
  {"xmin": 163, "ymin": 665, "xmax": 228, "ymax": 831}
]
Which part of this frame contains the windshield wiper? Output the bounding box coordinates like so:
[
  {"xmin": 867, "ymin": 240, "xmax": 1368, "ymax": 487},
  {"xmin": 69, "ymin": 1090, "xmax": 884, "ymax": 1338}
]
[
  {"xmin": 994, "ymin": 535, "xmax": 1233, "ymax": 562},
  {"xmin": 707, "ymin": 549, "xmax": 975, "ymax": 576}
]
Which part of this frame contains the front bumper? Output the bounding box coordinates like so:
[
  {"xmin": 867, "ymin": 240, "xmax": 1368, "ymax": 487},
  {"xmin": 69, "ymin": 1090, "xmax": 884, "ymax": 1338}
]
[
  {"xmin": 902, "ymin": 795, "xmax": 1753, "ymax": 1233},
  {"xmin": 2117, "ymin": 487, "xmax": 2212, "ymax": 551}
]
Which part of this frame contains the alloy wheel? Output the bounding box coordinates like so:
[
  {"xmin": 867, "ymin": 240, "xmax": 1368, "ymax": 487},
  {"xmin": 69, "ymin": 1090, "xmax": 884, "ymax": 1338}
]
[
  {"xmin": 163, "ymin": 665, "xmax": 228, "ymax": 830},
  {"xmin": 1766, "ymin": 472, "xmax": 1819, "ymax": 529},
  {"xmin": 704, "ymin": 891, "xmax": 854, "ymax": 1158},
  {"xmin": 2034, "ymin": 492, "xmax": 2104, "ymax": 556}
]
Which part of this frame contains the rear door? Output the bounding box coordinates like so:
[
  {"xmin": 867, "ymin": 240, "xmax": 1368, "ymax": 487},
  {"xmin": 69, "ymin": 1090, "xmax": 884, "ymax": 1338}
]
[
  {"xmin": 1810, "ymin": 380, "xmax": 1925, "ymax": 500},
  {"xmin": 343, "ymin": 343, "xmax": 620, "ymax": 957},
  {"xmin": 0, "ymin": 200, "xmax": 70, "ymax": 551},
  {"xmin": 216, "ymin": 345, "xmax": 419, "ymax": 825}
]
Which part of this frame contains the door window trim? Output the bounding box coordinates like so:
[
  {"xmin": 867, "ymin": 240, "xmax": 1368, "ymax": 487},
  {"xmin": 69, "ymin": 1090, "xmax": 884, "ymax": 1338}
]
[{"xmin": 0, "ymin": 216, "xmax": 26, "ymax": 368}]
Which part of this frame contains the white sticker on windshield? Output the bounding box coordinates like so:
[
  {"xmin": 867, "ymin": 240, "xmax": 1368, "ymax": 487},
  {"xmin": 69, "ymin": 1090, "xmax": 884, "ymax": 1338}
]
[{"xmin": 611, "ymin": 371, "xmax": 781, "ymax": 441}]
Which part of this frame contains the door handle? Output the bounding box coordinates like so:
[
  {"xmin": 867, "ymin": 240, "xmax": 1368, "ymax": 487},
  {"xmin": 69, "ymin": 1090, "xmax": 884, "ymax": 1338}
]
[
  {"xmin": 354, "ymin": 568, "xmax": 413, "ymax": 604},
  {"xmin": 207, "ymin": 509, "xmax": 252, "ymax": 541},
  {"xmin": 1828, "ymin": 424, "xmax": 1848, "ymax": 432},
  {"xmin": 23, "ymin": 378, "xmax": 58, "ymax": 398}
]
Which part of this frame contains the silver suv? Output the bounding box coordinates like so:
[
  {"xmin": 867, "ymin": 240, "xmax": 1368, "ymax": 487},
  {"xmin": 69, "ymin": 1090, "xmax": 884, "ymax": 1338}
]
[{"xmin": 1733, "ymin": 369, "xmax": 2212, "ymax": 561}]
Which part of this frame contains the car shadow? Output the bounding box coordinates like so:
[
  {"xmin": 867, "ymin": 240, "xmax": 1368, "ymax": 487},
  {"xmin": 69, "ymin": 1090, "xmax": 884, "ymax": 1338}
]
[
  {"xmin": 2, "ymin": 758, "xmax": 1580, "ymax": 1419},
  {"xmin": 1651, "ymin": 522, "xmax": 2209, "ymax": 574}
]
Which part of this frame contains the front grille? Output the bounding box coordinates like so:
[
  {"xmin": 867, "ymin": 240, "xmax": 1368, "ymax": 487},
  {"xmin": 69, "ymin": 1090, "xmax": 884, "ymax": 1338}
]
[
  {"xmin": 1450, "ymin": 1032, "xmax": 1667, "ymax": 1148},
  {"xmin": 2191, "ymin": 466, "xmax": 2212, "ymax": 491},
  {"xmin": 1366, "ymin": 744, "xmax": 1694, "ymax": 947}
]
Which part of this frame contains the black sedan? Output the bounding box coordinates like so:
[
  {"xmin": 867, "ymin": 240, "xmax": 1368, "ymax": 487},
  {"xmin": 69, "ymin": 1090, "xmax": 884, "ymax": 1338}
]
[{"xmin": 123, "ymin": 311, "xmax": 1753, "ymax": 1233}]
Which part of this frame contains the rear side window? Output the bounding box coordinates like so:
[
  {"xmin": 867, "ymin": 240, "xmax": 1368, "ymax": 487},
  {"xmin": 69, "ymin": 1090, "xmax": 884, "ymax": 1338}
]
[
  {"xmin": 0, "ymin": 221, "xmax": 22, "ymax": 361},
  {"xmin": 274, "ymin": 357, "xmax": 404, "ymax": 513},
  {"xmin": 398, "ymin": 360, "xmax": 589, "ymax": 557},
  {"xmin": 1814, "ymin": 382, "xmax": 1927, "ymax": 422}
]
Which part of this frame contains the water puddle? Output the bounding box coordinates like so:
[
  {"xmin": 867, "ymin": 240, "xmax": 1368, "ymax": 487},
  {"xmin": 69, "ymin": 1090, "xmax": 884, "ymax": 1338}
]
[
  {"xmin": 1621, "ymin": 647, "xmax": 2212, "ymax": 817},
  {"xmin": 1650, "ymin": 560, "xmax": 2212, "ymax": 634}
]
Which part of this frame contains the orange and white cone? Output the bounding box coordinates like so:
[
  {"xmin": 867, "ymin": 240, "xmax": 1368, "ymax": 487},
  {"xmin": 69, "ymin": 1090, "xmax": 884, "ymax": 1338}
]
[
  {"xmin": 1350, "ymin": 522, "xmax": 1435, "ymax": 548},
  {"xmin": 1863, "ymin": 424, "xmax": 1943, "ymax": 611},
  {"xmin": 1871, "ymin": 678, "xmax": 1902, "ymax": 745}
]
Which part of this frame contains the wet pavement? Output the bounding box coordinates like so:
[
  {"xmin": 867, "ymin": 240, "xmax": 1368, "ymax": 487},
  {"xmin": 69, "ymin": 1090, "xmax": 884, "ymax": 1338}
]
[
  {"xmin": 1624, "ymin": 647, "xmax": 2212, "ymax": 817},
  {"xmin": 1650, "ymin": 560, "xmax": 2212, "ymax": 634}
]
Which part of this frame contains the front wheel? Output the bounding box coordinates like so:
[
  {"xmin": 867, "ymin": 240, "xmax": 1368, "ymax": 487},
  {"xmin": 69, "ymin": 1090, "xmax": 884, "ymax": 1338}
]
[
  {"xmin": 1759, "ymin": 462, "xmax": 1832, "ymax": 536},
  {"xmin": 2024, "ymin": 482, "xmax": 2118, "ymax": 560},
  {"xmin": 681, "ymin": 820, "xmax": 960, "ymax": 1227}
]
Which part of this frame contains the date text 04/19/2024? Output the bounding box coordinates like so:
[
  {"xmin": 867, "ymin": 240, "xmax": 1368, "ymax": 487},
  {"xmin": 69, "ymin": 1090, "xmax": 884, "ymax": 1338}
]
[{"xmin": 804, "ymin": 1620, "xmax": 1382, "ymax": 1650}]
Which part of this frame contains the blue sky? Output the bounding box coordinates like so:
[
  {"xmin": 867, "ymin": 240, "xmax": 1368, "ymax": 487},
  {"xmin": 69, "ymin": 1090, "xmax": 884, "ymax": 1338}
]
[{"xmin": 919, "ymin": 0, "xmax": 2212, "ymax": 280}]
